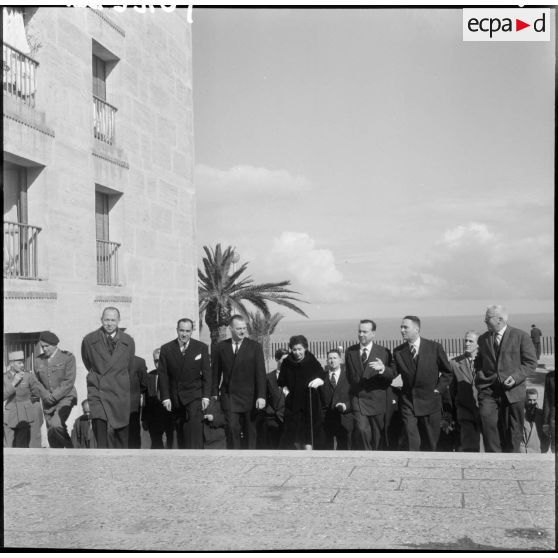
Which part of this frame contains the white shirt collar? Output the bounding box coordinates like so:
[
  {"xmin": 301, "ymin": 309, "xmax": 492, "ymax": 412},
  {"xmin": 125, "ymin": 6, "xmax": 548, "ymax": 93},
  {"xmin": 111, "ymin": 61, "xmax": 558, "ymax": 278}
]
[
  {"xmin": 360, "ymin": 342, "xmax": 373, "ymax": 353},
  {"xmin": 496, "ymin": 325, "xmax": 507, "ymax": 338},
  {"xmin": 408, "ymin": 337, "xmax": 421, "ymax": 350}
]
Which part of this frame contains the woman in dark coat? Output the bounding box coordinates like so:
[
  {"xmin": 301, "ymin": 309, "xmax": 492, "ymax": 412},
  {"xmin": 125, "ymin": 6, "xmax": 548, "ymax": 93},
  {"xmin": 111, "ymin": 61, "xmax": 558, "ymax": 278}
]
[{"xmin": 278, "ymin": 335, "xmax": 325, "ymax": 449}]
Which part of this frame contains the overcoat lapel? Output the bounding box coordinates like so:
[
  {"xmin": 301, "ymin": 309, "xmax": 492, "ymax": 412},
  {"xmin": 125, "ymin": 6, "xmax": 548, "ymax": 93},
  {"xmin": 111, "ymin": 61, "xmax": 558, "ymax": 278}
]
[
  {"xmin": 91, "ymin": 330, "xmax": 110, "ymax": 368},
  {"xmin": 349, "ymin": 349, "xmax": 362, "ymax": 380}
]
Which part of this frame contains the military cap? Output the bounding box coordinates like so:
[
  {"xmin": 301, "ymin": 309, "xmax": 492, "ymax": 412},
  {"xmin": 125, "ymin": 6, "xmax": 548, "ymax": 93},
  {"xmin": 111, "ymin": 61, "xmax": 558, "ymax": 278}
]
[
  {"xmin": 8, "ymin": 350, "xmax": 24, "ymax": 361},
  {"xmin": 39, "ymin": 331, "xmax": 60, "ymax": 345}
]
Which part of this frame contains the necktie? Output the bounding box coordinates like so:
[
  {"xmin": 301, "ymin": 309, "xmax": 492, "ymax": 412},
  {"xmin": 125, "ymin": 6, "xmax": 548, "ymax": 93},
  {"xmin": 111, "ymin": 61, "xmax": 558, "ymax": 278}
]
[
  {"xmin": 107, "ymin": 334, "xmax": 116, "ymax": 355},
  {"xmin": 410, "ymin": 345, "xmax": 417, "ymax": 360},
  {"xmin": 361, "ymin": 349, "xmax": 368, "ymax": 366},
  {"xmin": 493, "ymin": 333, "xmax": 500, "ymax": 354},
  {"xmin": 330, "ymin": 372, "xmax": 337, "ymax": 387},
  {"xmin": 181, "ymin": 343, "xmax": 187, "ymax": 355},
  {"xmin": 234, "ymin": 342, "xmax": 239, "ymax": 354}
]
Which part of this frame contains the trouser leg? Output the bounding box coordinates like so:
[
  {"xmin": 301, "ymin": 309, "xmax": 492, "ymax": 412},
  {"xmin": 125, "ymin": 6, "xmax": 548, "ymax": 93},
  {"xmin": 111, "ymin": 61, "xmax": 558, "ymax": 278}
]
[
  {"xmin": 181, "ymin": 400, "xmax": 204, "ymax": 449},
  {"xmin": 478, "ymin": 395, "xmax": 502, "ymax": 453},
  {"xmin": 401, "ymin": 402, "xmax": 421, "ymax": 451},
  {"xmin": 92, "ymin": 419, "xmax": 108, "ymax": 448},
  {"xmin": 369, "ymin": 414, "xmax": 385, "ymax": 450},
  {"xmin": 459, "ymin": 419, "xmax": 480, "ymax": 452},
  {"xmin": 502, "ymin": 400, "xmax": 524, "ymax": 453},
  {"xmin": 353, "ymin": 411, "xmax": 372, "ymax": 450},
  {"xmin": 108, "ymin": 424, "xmax": 129, "ymax": 449},
  {"xmin": 46, "ymin": 405, "xmax": 74, "ymax": 448},
  {"xmin": 418, "ymin": 411, "xmax": 441, "ymax": 451},
  {"xmin": 13, "ymin": 423, "xmax": 31, "ymax": 448}
]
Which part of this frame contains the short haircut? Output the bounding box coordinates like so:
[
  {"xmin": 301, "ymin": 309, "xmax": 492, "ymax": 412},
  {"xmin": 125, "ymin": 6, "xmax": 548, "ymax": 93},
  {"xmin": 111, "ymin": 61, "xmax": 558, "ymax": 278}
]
[
  {"xmin": 531, "ymin": 324, "xmax": 536, "ymax": 328},
  {"xmin": 274, "ymin": 348, "xmax": 289, "ymax": 360},
  {"xmin": 102, "ymin": 306, "xmax": 120, "ymax": 319},
  {"xmin": 464, "ymin": 330, "xmax": 479, "ymax": 339},
  {"xmin": 486, "ymin": 305, "xmax": 508, "ymax": 321},
  {"xmin": 289, "ymin": 335, "xmax": 309, "ymax": 349},
  {"xmin": 327, "ymin": 348, "xmax": 341, "ymax": 357},
  {"xmin": 229, "ymin": 314, "xmax": 246, "ymax": 326},
  {"xmin": 526, "ymin": 388, "xmax": 538, "ymax": 397},
  {"xmin": 360, "ymin": 319, "xmax": 377, "ymax": 331},
  {"xmin": 81, "ymin": 399, "xmax": 89, "ymax": 406},
  {"xmin": 403, "ymin": 315, "xmax": 421, "ymax": 329},
  {"xmin": 176, "ymin": 318, "xmax": 194, "ymax": 329}
]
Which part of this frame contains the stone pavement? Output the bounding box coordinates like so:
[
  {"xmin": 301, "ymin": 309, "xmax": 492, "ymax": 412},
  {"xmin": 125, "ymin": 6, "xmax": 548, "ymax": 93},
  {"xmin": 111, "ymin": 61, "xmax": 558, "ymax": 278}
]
[{"xmin": 3, "ymin": 449, "xmax": 555, "ymax": 551}]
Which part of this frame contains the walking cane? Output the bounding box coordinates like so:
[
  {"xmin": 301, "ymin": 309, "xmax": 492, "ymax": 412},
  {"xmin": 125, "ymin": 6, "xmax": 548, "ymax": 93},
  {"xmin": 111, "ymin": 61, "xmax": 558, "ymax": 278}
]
[{"xmin": 308, "ymin": 386, "xmax": 314, "ymax": 450}]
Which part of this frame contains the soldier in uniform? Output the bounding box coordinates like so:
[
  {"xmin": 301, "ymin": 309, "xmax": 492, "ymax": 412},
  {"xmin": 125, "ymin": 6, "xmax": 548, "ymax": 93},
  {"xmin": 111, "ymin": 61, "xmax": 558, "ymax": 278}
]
[
  {"xmin": 34, "ymin": 331, "xmax": 77, "ymax": 448},
  {"xmin": 3, "ymin": 350, "xmax": 41, "ymax": 447}
]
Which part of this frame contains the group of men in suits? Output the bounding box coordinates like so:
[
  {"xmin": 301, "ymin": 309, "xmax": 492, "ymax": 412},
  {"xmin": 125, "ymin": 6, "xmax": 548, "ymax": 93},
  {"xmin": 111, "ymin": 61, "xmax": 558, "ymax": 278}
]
[
  {"xmin": 258, "ymin": 308, "xmax": 544, "ymax": 454},
  {"xmin": 7, "ymin": 304, "xmax": 548, "ymax": 453}
]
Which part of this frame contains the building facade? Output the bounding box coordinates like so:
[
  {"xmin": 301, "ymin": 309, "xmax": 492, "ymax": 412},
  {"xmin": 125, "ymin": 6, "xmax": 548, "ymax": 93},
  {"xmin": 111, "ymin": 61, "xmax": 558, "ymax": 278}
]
[{"xmin": 3, "ymin": 6, "xmax": 197, "ymax": 434}]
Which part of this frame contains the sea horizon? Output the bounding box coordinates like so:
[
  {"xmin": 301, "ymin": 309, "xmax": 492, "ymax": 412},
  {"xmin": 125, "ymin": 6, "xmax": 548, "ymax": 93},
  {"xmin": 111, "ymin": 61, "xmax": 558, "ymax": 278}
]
[{"xmin": 270, "ymin": 312, "xmax": 555, "ymax": 342}]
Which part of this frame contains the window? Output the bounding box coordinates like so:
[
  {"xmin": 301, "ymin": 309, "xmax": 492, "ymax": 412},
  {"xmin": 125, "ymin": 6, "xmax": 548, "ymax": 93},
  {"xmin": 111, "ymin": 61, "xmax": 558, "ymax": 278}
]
[
  {"xmin": 95, "ymin": 186, "xmax": 121, "ymax": 286},
  {"xmin": 3, "ymin": 162, "xmax": 41, "ymax": 279},
  {"xmin": 91, "ymin": 41, "xmax": 119, "ymax": 145}
]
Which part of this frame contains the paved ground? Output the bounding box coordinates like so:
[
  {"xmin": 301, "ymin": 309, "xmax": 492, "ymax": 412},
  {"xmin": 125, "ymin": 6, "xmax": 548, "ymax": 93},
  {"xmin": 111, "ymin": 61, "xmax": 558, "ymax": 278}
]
[{"xmin": 3, "ymin": 448, "xmax": 555, "ymax": 551}]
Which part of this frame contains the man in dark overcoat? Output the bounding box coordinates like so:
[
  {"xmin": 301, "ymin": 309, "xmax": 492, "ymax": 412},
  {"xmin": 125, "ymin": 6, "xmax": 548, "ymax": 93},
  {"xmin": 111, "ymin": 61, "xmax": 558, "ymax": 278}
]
[
  {"xmin": 211, "ymin": 315, "xmax": 266, "ymax": 449},
  {"xmin": 81, "ymin": 306, "xmax": 135, "ymax": 449},
  {"xmin": 158, "ymin": 318, "xmax": 211, "ymax": 449}
]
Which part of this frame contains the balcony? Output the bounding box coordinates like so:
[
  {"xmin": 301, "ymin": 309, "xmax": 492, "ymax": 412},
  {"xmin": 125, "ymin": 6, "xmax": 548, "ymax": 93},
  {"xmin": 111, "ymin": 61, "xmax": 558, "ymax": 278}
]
[
  {"xmin": 3, "ymin": 42, "xmax": 38, "ymax": 107},
  {"xmin": 93, "ymin": 95, "xmax": 117, "ymax": 145},
  {"xmin": 3, "ymin": 221, "xmax": 41, "ymax": 279},
  {"xmin": 96, "ymin": 239, "xmax": 121, "ymax": 286}
]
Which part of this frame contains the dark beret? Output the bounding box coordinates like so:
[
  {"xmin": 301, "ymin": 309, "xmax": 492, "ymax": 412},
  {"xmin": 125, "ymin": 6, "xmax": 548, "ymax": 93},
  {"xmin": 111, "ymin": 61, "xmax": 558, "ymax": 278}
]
[{"xmin": 39, "ymin": 331, "xmax": 60, "ymax": 345}]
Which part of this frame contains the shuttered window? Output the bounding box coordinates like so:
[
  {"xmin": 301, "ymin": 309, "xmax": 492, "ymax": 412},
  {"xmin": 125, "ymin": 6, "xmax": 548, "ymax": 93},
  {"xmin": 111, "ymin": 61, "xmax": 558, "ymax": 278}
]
[
  {"xmin": 92, "ymin": 54, "xmax": 106, "ymax": 100},
  {"xmin": 95, "ymin": 191, "xmax": 109, "ymax": 241}
]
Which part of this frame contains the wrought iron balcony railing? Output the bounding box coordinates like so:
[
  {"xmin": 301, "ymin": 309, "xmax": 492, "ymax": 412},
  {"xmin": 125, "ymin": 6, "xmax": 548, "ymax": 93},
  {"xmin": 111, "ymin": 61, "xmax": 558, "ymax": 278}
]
[
  {"xmin": 3, "ymin": 42, "xmax": 38, "ymax": 107},
  {"xmin": 96, "ymin": 239, "xmax": 121, "ymax": 286},
  {"xmin": 93, "ymin": 95, "xmax": 117, "ymax": 145},
  {"xmin": 3, "ymin": 221, "xmax": 41, "ymax": 279}
]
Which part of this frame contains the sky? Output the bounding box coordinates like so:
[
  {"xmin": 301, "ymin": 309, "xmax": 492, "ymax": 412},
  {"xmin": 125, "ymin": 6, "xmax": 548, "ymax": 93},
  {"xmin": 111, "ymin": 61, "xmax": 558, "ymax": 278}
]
[{"xmin": 192, "ymin": 8, "xmax": 554, "ymax": 322}]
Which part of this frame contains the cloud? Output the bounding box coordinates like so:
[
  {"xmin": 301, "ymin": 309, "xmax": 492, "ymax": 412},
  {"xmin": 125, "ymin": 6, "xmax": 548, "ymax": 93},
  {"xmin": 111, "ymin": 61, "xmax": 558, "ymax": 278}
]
[
  {"xmin": 380, "ymin": 222, "xmax": 553, "ymax": 300},
  {"xmin": 268, "ymin": 232, "xmax": 344, "ymax": 302},
  {"xmin": 196, "ymin": 164, "xmax": 312, "ymax": 204}
]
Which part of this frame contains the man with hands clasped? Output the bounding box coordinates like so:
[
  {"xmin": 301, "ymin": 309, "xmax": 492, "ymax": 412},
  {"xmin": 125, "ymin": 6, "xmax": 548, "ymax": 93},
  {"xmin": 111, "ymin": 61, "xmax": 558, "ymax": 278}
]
[
  {"xmin": 345, "ymin": 320, "xmax": 395, "ymax": 450},
  {"xmin": 158, "ymin": 318, "xmax": 211, "ymax": 449},
  {"xmin": 318, "ymin": 349, "xmax": 353, "ymax": 450},
  {"xmin": 211, "ymin": 315, "xmax": 267, "ymax": 449}
]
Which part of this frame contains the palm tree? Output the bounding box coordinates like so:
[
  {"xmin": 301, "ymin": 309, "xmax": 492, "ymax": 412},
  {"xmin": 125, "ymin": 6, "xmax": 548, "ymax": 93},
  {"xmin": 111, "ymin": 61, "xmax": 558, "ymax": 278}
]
[
  {"xmin": 246, "ymin": 311, "xmax": 285, "ymax": 361},
  {"xmin": 198, "ymin": 244, "xmax": 308, "ymax": 345}
]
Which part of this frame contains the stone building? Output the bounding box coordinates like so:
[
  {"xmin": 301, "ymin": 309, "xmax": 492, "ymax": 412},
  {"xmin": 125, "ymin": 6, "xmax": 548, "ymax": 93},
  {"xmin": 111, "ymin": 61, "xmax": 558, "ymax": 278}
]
[{"xmin": 3, "ymin": 6, "xmax": 197, "ymax": 434}]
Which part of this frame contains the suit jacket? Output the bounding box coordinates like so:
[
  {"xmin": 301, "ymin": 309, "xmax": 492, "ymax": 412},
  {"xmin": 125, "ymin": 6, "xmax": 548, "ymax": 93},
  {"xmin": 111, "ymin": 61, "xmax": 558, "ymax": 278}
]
[
  {"xmin": 345, "ymin": 343, "xmax": 395, "ymax": 416},
  {"xmin": 265, "ymin": 369, "xmax": 285, "ymax": 425},
  {"xmin": 211, "ymin": 337, "xmax": 266, "ymax": 413},
  {"xmin": 393, "ymin": 338, "xmax": 453, "ymax": 417},
  {"xmin": 474, "ymin": 326, "xmax": 537, "ymax": 404},
  {"xmin": 34, "ymin": 349, "xmax": 78, "ymax": 416},
  {"xmin": 319, "ymin": 365, "xmax": 353, "ymax": 431},
  {"xmin": 158, "ymin": 338, "xmax": 211, "ymax": 407},
  {"xmin": 450, "ymin": 354, "xmax": 479, "ymax": 422},
  {"xmin": 81, "ymin": 327, "xmax": 135, "ymax": 429},
  {"xmin": 3, "ymin": 370, "xmax": 41, "ymax": 428},
  {"xmin": 130, "ymin": 356, "xmax": 148, "ymax": 413},
  {"xmin": 542, "ymin": 370, "xmax": 555, "ymax": 427}
]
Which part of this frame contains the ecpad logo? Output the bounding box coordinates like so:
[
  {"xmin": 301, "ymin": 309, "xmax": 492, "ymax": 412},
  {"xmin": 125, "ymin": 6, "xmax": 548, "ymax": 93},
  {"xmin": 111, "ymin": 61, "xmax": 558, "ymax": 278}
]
[{"xmin": 463, "ymin": 9, "xmax": 550, "ymax": 42}]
